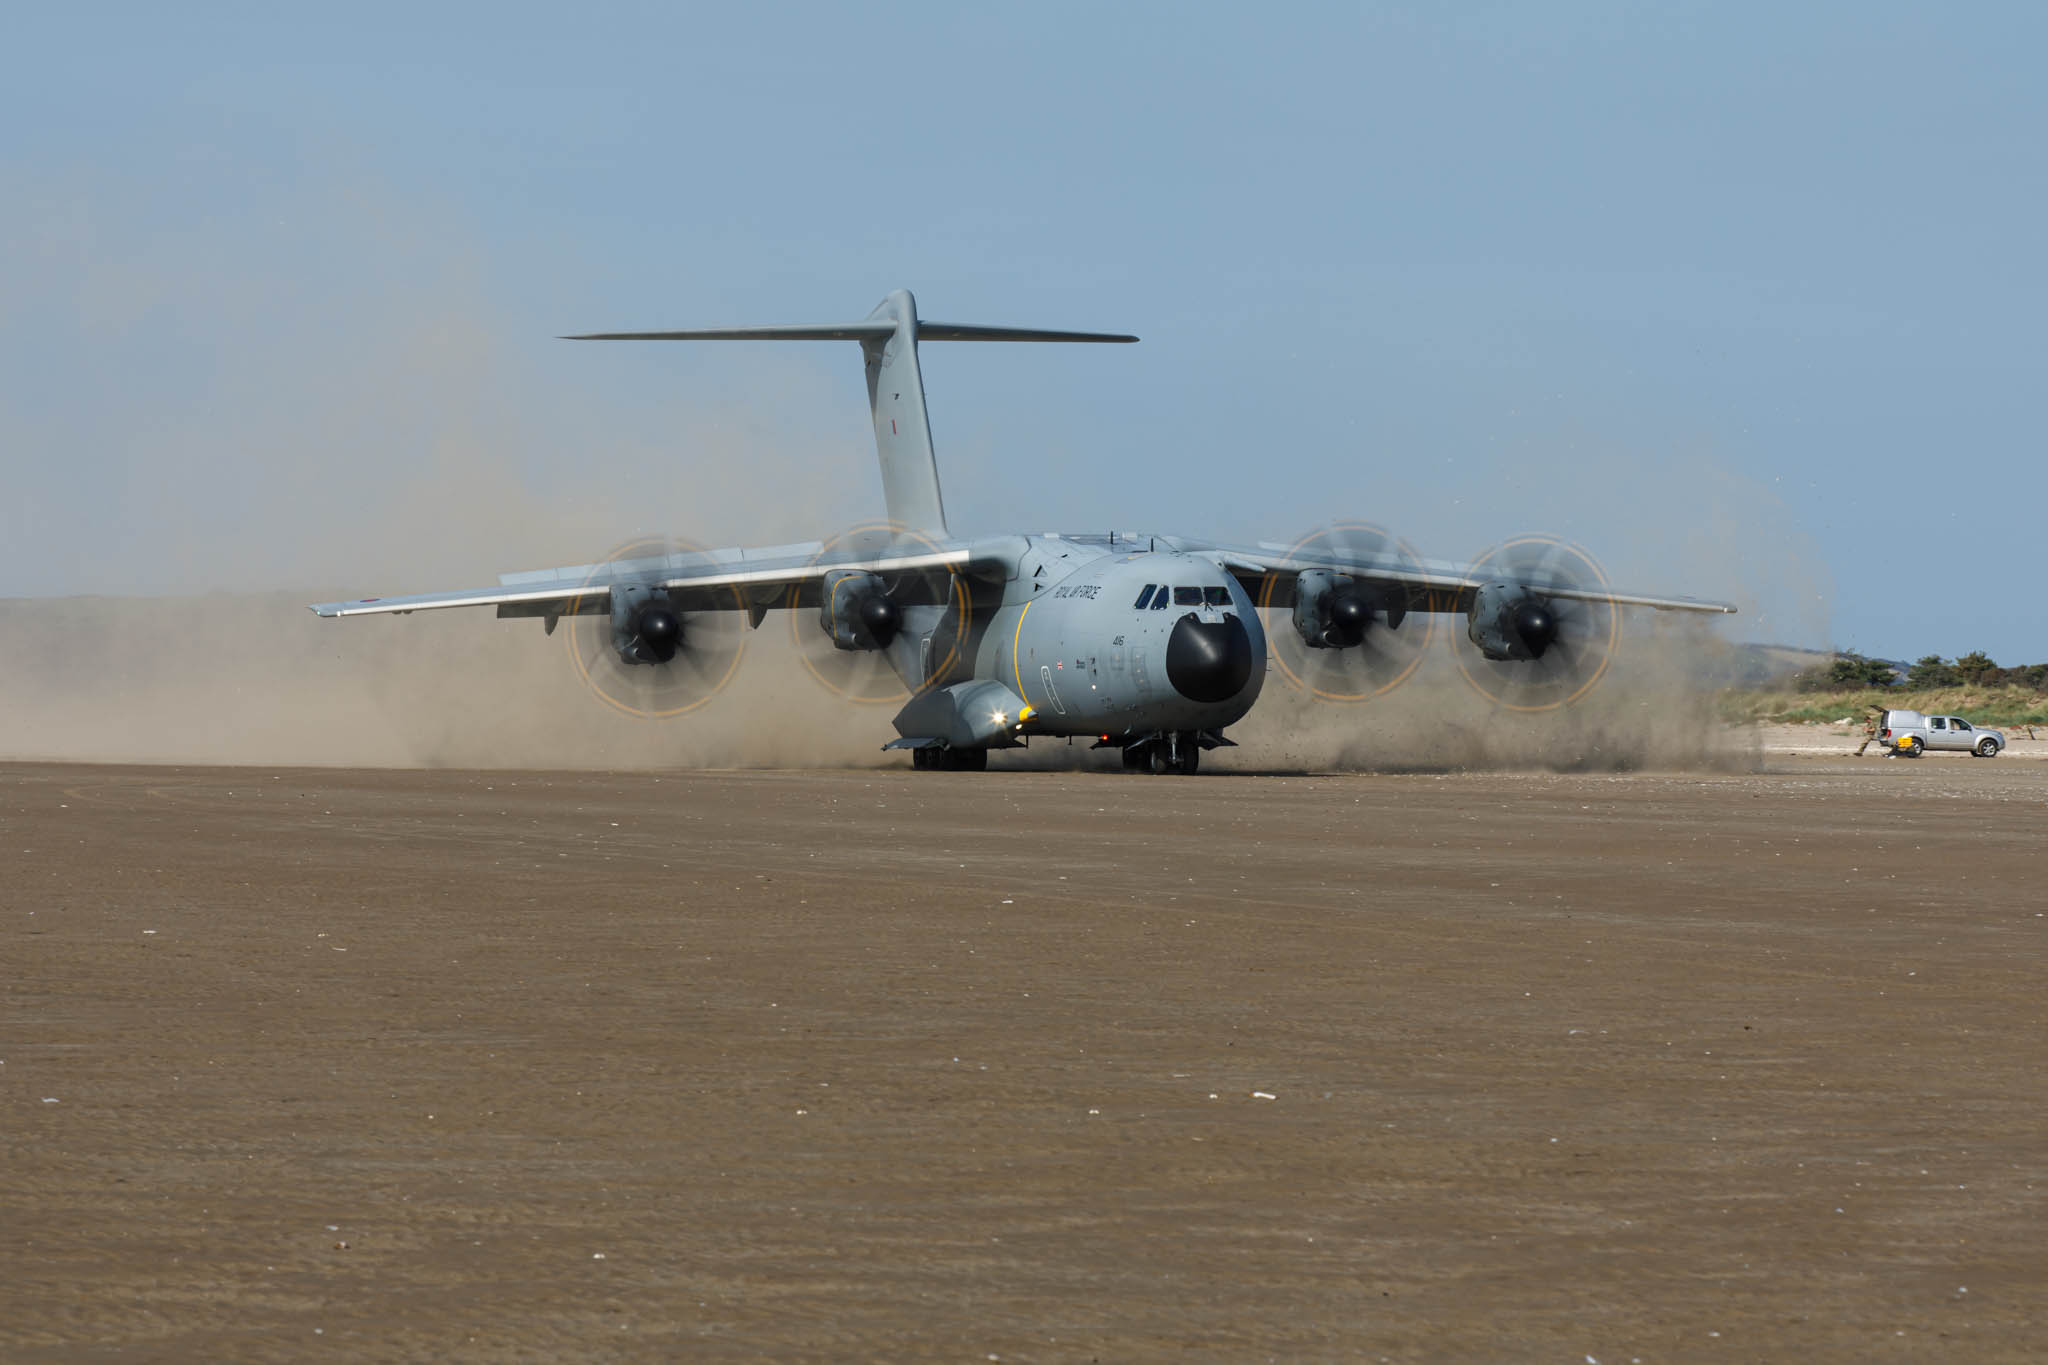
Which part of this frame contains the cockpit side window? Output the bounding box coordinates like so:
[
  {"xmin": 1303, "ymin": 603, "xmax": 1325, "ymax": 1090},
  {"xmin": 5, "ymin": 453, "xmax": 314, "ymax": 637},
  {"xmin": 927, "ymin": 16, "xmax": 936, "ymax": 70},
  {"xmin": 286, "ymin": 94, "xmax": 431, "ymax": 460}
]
[
  {"xmin": 1203, "ymin": 586, "xmax": 1231, "ymax": 607},
  {"xmin": 1134, "ymin": 584, "xmax": 1157, "ymax": 609},
  {"xmin": 1173, "ymin": 586, "xmax": 1202, "ymax": 606},
  {"xmin": 1151, "ymin": 588, "xmax": 1171, "ymax": 609}
]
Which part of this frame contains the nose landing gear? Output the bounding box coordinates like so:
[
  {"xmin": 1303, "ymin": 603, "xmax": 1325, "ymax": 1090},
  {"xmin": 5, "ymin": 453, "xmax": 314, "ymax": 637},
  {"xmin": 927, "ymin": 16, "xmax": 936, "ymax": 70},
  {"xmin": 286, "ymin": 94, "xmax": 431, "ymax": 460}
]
[{"xmin": 1122, "ymin": 730, "xmax": 1201, "ymax": 775}]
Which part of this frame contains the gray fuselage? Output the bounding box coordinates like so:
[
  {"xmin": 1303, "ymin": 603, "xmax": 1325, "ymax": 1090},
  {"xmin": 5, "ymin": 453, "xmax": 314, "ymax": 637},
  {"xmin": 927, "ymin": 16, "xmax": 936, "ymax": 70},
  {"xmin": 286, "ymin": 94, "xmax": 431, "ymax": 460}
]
[{"xmin": 881, "ymin": 537, "xmax": 1266, "ymax": 744}]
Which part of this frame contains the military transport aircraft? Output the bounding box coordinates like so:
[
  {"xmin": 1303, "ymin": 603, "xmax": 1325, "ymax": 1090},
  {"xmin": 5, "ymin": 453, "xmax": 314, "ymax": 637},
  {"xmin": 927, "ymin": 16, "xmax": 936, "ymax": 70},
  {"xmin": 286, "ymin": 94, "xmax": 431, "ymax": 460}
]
[{"xmin": 313, "ymin": 290, "xmax": 1733, "ymax": 773}]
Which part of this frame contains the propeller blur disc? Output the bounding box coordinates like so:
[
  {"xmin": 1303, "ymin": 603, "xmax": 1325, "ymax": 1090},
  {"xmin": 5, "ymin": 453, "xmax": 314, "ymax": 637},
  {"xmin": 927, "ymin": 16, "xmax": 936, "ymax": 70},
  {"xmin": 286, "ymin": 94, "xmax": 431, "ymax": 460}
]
[
  {"xmin": 1453, "ymin": 535, "xmax": 1620, "ymax": 712},
  {"xmin": 563, "ymin": 535, "xmax": 747, "ymax": 719},
  {"xmin": 1258, "ymin": 522, "xmax": 1437, "ymax": 704},
  {"xmin": 787, "ymin": 521, "xmax": 973, "ymax": 705}
]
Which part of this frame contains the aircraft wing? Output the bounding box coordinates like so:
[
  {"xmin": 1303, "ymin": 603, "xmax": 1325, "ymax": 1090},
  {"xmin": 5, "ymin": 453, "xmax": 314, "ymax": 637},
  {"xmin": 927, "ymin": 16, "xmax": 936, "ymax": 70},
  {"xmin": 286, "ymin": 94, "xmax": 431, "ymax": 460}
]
[
  {"xmin": 1188, "ymin": 538, "xmax": 1736, "ymax": 615},
  {"xmin": 309, "ymin": 539, "xmax": 978, "ymax": 620}
]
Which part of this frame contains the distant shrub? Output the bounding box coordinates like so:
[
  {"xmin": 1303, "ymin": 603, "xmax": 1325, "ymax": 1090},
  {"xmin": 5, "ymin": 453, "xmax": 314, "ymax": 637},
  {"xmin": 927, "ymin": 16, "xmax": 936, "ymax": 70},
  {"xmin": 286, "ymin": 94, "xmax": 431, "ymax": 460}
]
[
  {"xmin": 1907, "ymin": 654, "xmax": 1961, "ymax": 688},
  {"xmin": 1954, "ymin": 650, "xmax": 1998, "ymax": 684},
  {"xmin": 1793, "ymin": 650, "xmax": 1896, "ymax": 692}
]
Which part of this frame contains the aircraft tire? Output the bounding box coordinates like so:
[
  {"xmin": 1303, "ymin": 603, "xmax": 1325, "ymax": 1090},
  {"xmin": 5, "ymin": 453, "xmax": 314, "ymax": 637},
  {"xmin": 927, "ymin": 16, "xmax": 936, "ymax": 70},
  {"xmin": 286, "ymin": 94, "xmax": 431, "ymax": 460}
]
[
  {"xmin": 951, "ymin": 747, "xmax": 988, "ymax": 772},
  {"xmin": 1146, "ymin": 732, "xmax": 1200, "ymax": 775}
]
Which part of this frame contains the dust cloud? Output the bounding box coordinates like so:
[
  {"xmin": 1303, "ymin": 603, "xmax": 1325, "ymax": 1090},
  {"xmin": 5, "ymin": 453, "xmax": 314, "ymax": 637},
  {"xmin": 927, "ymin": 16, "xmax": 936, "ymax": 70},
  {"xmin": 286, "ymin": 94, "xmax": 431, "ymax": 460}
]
[
  {"xmin": 0, "ymin": 435, "xmax": 1777, "ymax": 776},
  {"xmin": 1219, "ymin": 616, "xmax": 1757, "ymax": 774},
  {"xmin": 0, "ymin": 589, "xmax": 1751, "ymax": 773},
  {"xmin": 0, "ymin": 592, "xmax": 893, "ymax": 770}
]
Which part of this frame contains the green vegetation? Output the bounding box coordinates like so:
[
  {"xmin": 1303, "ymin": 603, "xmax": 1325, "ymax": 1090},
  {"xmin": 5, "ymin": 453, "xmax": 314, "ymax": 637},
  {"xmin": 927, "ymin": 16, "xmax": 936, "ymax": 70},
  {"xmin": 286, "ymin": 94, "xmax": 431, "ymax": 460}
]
[{"xmin": 1720, "ymin": 650, "xmax": 2048, "ymax": 729}]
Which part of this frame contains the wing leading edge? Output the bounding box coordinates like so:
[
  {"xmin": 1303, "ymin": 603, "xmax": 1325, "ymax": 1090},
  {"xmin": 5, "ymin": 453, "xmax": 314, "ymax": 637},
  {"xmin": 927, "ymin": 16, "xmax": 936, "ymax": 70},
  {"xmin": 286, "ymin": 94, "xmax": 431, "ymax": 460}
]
[
  {"xmin": 1195, "ymin": 540, "xmax": 1736, "ymax": 616},
  {"xmin": 309, "ymin": 542, "xmax": 976, "ymax": 619}
]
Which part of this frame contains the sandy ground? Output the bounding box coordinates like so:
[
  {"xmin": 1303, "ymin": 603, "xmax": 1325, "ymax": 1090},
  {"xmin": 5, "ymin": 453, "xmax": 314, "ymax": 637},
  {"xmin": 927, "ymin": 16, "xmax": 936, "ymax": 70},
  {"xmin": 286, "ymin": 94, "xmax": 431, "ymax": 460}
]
[{"xmin": 4, "ymin": 759, "xmax": 2046, "ymax": 1361}]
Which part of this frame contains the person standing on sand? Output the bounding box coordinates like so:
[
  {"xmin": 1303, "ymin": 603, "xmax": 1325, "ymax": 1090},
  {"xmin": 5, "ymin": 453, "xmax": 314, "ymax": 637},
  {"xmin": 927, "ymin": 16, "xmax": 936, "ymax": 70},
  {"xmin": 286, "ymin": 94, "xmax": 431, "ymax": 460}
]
[{"xmin": 1854, "ymin": 704, "xmax": 1886, "ymax": 756}]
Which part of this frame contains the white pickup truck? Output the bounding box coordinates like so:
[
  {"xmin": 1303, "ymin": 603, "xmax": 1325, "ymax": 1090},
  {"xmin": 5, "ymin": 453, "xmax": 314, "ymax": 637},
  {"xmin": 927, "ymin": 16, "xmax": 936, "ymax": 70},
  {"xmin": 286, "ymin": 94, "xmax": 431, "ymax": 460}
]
[{"xmin": 1879, "ymin": 710, "xmax": 2006, "ymax": 758}]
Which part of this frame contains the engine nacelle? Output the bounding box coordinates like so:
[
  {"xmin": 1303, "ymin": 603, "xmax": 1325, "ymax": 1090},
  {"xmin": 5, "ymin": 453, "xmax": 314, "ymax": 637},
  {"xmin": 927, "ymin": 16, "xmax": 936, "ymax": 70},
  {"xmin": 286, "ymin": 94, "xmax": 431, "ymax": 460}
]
[
  {"xmin": 818, "ymin": 569, "xmax": 901, "ymax": 652},
  {"xmin": 1466, "ymin": 582, "xmax": 1560, "ymax": 662},
  {"xmin": 1291, "ymin": 569, "xmax": 1395, "ymax": 649}
]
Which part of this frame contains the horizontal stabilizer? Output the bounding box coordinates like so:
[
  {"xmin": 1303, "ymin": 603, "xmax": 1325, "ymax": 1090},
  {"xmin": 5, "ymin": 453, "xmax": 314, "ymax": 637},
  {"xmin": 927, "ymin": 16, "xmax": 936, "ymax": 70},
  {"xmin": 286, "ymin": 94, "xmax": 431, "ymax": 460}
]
[
  {"xmin": 565, "ymin": 322, "xmax": 1136, "ymax": 344},
  {"xmin": 914, "ymin": 322, "xmax": 1136, "ymax": 343},
  {"xmin": 564, "ymin": 322, "xmax": 894, "ymax": 342}
]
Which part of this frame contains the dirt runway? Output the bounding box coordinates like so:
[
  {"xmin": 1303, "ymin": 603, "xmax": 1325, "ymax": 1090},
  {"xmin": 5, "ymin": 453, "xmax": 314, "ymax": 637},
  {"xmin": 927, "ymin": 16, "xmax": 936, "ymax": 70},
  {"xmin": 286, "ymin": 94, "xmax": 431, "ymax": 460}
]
[{"xmin": 3, "ymin": 759, "xmax": 2044, "ymax": 1361}]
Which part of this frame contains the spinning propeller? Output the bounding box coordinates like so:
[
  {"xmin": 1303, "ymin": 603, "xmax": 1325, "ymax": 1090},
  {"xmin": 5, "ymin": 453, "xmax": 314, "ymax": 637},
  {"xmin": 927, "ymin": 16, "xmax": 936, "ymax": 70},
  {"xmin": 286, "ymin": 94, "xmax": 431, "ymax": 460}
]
[
  {"xmin": 562, "ymin": 536, "xmax": 747, "ymax": 719},
  {"xmin": 1453, "ymin": 535, "xmax": 1620, "ymax": 712},
  {"xmin": 1260, "ymin": 522, "xmax": 1436, "ymax": 704},
  {"xmin": 788, "ymin": 521, "xmax": 972, "ymax": 705}
]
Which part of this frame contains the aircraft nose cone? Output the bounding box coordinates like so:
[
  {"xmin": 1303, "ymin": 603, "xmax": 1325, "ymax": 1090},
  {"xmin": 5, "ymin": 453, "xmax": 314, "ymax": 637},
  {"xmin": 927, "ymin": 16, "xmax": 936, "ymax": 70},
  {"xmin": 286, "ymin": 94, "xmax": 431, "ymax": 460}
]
[{"xmin": 1166, "ymin": 613, "xmax": 1255, "ymax": 704}]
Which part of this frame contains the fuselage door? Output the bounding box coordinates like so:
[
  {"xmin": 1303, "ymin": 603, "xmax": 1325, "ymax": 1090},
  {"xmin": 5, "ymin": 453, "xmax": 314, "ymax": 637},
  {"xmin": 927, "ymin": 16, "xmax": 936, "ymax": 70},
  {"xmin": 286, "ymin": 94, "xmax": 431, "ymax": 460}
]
[{"xmin": 1039, "ymin": 664, "xmax": 1068, "ymax": 715}]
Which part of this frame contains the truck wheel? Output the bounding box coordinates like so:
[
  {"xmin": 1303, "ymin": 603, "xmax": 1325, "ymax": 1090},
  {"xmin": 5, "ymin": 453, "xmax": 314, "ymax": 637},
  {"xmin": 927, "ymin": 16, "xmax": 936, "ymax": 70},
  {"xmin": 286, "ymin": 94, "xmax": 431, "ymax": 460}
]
[
  {"xmin": 1901, "ymin": 737, "xmax": 1924, "ymax": 757},
  {"xmin": 1976, "ymin": 738, "xmax": 2000, "ymax": 757}
]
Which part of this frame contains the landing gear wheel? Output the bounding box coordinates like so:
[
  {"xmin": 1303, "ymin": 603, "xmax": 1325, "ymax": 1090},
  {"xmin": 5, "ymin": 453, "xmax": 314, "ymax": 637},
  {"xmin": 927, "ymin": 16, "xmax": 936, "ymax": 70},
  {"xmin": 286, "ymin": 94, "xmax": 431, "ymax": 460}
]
[
  {"xmin": 951, "ymin": 747, "xmax": 988, "ymax": 772},
  {"xmin": 911, "ymin": 748, "xmax": 931, "ymax": 770},
  {"xmin": 1150, "ymin": 731, "xmax": 1200, "ymax": 775}
]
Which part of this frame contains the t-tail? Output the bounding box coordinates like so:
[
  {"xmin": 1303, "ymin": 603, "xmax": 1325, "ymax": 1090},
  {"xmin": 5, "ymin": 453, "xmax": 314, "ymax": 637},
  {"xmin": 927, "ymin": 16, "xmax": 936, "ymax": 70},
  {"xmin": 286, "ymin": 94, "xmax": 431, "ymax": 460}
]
[{"xmin": 566, "ymin": 289, "xmax": 1137, "ymax": 536}]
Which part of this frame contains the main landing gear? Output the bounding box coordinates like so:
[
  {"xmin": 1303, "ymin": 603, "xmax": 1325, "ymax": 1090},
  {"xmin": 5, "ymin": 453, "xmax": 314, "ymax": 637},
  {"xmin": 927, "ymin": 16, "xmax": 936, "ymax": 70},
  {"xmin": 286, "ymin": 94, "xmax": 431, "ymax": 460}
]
[
  {"xmin": 1122, "ymin": 731, "xmax": 1200, "ymax": 775},
  {"xmin": 911, "ymin": 746, "xmax": 988, "ymax": 772}
]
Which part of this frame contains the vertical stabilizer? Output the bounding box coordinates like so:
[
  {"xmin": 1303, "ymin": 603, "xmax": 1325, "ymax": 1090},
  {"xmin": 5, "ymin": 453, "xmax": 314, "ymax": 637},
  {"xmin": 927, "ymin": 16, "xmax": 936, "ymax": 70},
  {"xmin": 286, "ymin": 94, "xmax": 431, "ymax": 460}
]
[{"xmin": 861, "ymin": 290, "xmax": 948, "ymax": 534}]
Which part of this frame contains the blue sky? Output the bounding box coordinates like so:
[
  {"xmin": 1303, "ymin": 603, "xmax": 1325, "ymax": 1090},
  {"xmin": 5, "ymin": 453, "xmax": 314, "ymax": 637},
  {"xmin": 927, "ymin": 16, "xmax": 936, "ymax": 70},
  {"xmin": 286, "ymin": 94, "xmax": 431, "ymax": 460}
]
[{"xmin": 4, "ymin": 3, "xmax": 2042, "ymax": 659}]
